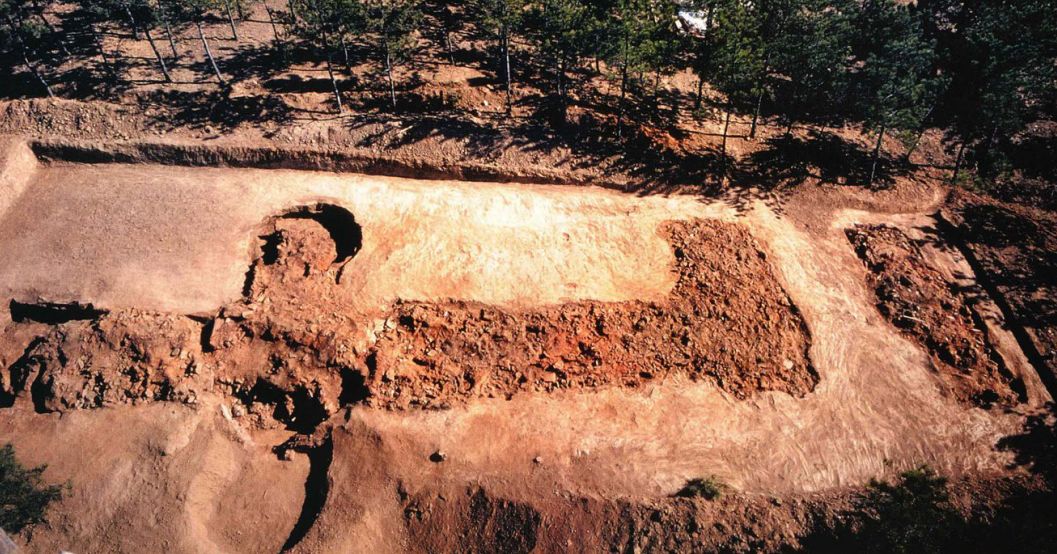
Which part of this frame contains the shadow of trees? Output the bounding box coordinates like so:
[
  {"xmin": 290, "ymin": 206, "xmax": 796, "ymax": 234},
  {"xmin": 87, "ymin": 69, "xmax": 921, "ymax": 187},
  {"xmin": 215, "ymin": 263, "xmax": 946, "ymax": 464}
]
[{"xmin": 789, "ymin": 406, "xmax": 1057, "ymax": 553}]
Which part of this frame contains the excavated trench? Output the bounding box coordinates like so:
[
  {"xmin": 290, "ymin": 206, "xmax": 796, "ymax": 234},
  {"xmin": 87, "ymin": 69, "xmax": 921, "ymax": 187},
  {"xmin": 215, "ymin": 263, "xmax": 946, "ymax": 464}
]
[{"xmin": 0, "ymin": 203, "xmax": 817, "ymax": 419}]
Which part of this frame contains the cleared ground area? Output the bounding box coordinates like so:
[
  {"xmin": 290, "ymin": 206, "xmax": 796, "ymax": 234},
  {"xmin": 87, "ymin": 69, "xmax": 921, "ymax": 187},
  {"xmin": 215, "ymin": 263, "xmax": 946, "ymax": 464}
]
[{"xmin": 0, "ymin": 138, "xmax": 1049, "ymax": 552}]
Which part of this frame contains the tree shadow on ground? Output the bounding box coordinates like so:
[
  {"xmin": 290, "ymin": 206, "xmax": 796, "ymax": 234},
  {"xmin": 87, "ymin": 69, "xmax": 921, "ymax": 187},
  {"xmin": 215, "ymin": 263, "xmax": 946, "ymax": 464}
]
[
  {"xmin": 144, "ymin": 88, "xmax": 292, "ymax": 132},
  {"xmin": 736, "ymin": 130, "xmax": 911, "ymax": 191},
  {"xmin": 789, "ymin": 406, "xmax": 1057, "ymax": 553}
]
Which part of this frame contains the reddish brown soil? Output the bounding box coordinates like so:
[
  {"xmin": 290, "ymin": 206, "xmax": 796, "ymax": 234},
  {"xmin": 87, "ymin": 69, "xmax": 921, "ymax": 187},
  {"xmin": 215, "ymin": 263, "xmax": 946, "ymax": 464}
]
[
  {"xmin": 941, "ymin": 190, "xmax": 1057, "ymax": 392},
  {"xmin": 1, "ymin": 216, "xmax": 815, "ymax": 426},
  {"xmin": 370, "ymin": 220, "xmax": 816, "ymax": 409},
  {"xmin": 846, "ymin": 224, "xmax": 1022, "ymax": 407}
]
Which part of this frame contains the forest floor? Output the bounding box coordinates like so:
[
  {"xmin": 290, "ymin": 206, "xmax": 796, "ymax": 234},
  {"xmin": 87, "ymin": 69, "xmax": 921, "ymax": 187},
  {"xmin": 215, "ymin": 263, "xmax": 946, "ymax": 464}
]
[{"xmin": 1, "ymin": 3, "xmax": 1057, "ymax": 553}]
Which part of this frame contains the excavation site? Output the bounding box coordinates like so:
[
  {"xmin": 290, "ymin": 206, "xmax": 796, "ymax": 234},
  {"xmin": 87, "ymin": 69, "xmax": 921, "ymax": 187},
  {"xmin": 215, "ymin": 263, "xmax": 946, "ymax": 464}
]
[
  {"xmin": 2, "ymin": 129, "xmax": 1055, "ymax": 552},
  {"xmin": 1, "ymin": 0, "xmax": 1055, "ymax": 550}
]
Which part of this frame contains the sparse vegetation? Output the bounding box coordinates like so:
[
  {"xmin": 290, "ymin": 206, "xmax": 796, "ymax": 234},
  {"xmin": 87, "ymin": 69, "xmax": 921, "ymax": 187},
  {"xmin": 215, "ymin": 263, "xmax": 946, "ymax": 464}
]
[
  {"xmin": 675, "ymin": 476, "xmax": 726, "ymax": 500},
  {"xmin": 800, "ymin": 466, "xmax": 963, "ymax": 553},
  {"xmin": 0, "ymin": 443, "xmax": 64, "ymax": 534}
]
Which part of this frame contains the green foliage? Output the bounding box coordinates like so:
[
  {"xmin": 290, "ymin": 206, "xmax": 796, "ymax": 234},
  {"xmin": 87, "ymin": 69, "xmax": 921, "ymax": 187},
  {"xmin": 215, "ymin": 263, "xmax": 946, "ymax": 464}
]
[
  {"xmin": 771, "ymin": 0, "xmax": 856, "ymax": 125},
  {"xmin": 675, "ymin": 476, "xmax": 726, "ymax": 500},
  {"xmin": 801, "ymin": 465, "xmax": 963, "ymax": 553},
  {"xmin": 361, "ymin": 0, "xmax": 421, "ymax": 64},
  {"xmin": 927, "ymin": 0, "xmax": 1057, "ymax": 178},
  {"xmin": 857, "ymin": 466, "xmax": 959, "ymax": 553},
  {"xmin": 849, "ymin": 0, "xmax": 944, "ymax": 135},
  {"xmin": 694, "ymin": 0, "xmax": 766, "ymax": 109},
  {"xmin": 0, "ymin": 443, "xmax": 64, "ymax": 534}
]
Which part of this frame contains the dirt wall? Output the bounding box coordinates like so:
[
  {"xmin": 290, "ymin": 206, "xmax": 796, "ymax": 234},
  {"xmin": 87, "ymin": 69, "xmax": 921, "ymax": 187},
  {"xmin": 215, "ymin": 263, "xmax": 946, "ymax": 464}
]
[{"xmin": 0, "ymin": 137, "xmax": 36, "ymax": 223}]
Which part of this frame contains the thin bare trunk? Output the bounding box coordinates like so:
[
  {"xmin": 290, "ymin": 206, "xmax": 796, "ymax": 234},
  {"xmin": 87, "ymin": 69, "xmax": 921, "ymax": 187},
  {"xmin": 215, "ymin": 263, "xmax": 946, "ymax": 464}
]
[
  {"xmin": 197, "ymin": 20, "xmax": 226, "ymax": 85},
  {"xmin": 749, "ymin": 88, "xmax": 764, "ymax": 139},
  {"xmin": 385, "ymin": 41, "xmax": 396, "ymax": 110},
  {"xmin": 124, "ymin": 5, "xmax": 140, "ymax": 40},
  {"xmin": 617, "ymin": 33, "xmax": 629, "ymax": 138},
  {"xmin": 164, "ymin": 23, "xmax": 179, "ymax": 61},
  {"xmin": 225, "ymin": 0, "xmax": 239, "ymax": 41},
  {"xmin": 694, "ymin": 75, "xmax": 703, "ymax": 110},
  {"xmin": 868, "ymin": 124, "xmax": 885, "ymax": 187},
  {"xmin": 720, "ymin": 106, "xmax": 732, "ymax": 157},
  {"xmin": 90, "ymin": 24, "xmax": 114, "ymax": 69},
  {"xmin": 21, "ymin": 49, "xmax": 54, "ymax": 98},
  {"xmin": 502, "ymin": 27, "xmax": 512, "ymax": 115},
  {"xmin": 36, "ymin": 11, "xmax": 71, "ymax": 56},
  {"xmin": 325, "ymin": 51, "xmax": 343, "ymax": 113},
  {"xmin": 7, "ymin": 15, "xmax": 54, "ymax": 97},
  {"xmin": 904, "ymin": 103, "xmax": 936, "ymax": 163},
  {"xmin": 951, "ymin": 141, "xmax": 967, "ymax": 183},
  {"xmin": 265, "ymin": 5, "xmax": 282, "ymax": 43},
  {"xmin": 341, "ymin": 35, "xmax": 353, "ymax": 75},
  {"xmin": 444, "ymin": 29, "xmax": 454, "ymax": 64},
  {"xmin": 144, "ymin": 27, "xmax": 173, "ymax": 82}
]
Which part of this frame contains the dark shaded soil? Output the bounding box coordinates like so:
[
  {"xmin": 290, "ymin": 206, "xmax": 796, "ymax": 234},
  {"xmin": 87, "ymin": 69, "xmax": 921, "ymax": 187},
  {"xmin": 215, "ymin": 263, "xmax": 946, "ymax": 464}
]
[{"xmin": 941, "ymin": 190, "xmax": 1057, "ymax": 394}]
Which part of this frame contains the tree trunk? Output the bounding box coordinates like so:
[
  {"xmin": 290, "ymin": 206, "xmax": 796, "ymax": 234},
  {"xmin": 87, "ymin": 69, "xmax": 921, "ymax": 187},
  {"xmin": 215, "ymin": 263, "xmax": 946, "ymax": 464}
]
[
  {"xmin": 951, "ymin": 141, "xmax": 967, "ymax": 183},
  {"xmin": 265, "ymin": 5, "xmax": 282, "ymax": 43},
  {"xmin": 35, "ymin": 11, "xmax": 71, "ymax": 57},
  {"xmin": 502, "ymin": 27, "xmax": 512, "ymax": 115},
  {"xmin": 197, "ymin": 20, "xmax": 226, "ymax": 85},
  {"xmin": 341, "ymin": 35, "xmax": 353, "ymax": 75},
  {"xmin": 617, "ymin": 34, "xmax": 629, "ymax": 138},
  {"xmin": 384, "ymin": 40, "xmax": 397, "ymax": 110},
  {"xmin": 444, "ymin": 30, "xmax": 454, "ymax": 65},
  {"xmin": 694, "ymin": 75, "xmax": 704, "ymax": 110},
  {"xmin": 225, "ymin": 0, "xmax": 239, "ymax": 41},
  {"xmin": 749, "ymin": 87, "xmax": 764, "ymax": 140},
  {"xmin": 124, "ymin": 5, "xmax": 140, "ymax": 40},
  {"xmin": 325, "ymin": 51, "xmax": 343, "ymax": 113},
  {"xmin": 868, "ymin": 123, "xmax": 885, "ymax": 187},
  {"xmin": 8, "ymin": 16, "xmax": 55, "ymax": 98},
  {"xmin": 90, "ymin": 24, "xmax": 115, "ymax": 70},
  {"xmin": 287, "ymin": 0, "xmax": 298, "ymax": 21},
  {"xmin": 164, "ymin": 21, "xmax": 179, "ymax": 61},
  {"xmin": 903, "ymin": 103, "xmax": 935, "ymax": 164},
  {"xmin": 720, "ymin": 106, "xmax": 732, "ymax": 158},
  {"xmin": 977, "ymin": 125, "xmax": 999, "ymax": 178},
  {"xmin": 144, "ymin": 28, "xmax": 173, "ymax": 82}
]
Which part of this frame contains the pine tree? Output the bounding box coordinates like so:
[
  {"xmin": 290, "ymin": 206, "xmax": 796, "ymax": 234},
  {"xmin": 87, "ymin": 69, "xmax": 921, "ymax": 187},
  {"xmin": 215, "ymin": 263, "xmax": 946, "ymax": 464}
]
[
  {"xmin": 471, "ymin": 0, "xmax": 525, "ymax": 115},
  {"xmin": 771, "ymin": 0, "xmax": 856, "ymax": 134},
  {"xmin": 848, "ymin": 0, "xmax": 943, "ymax": 186},
  {"xmin": 361, "ymin": 0, "xmax": 421, "ymax": 110},
  {"xmin": 1, "ymin": 0, "xmax": 56, "ymax": 96},
  {"xmin": 606, "ymin": 0, "xmax": 679, "ymax": 137},
  {"xmin": 926, "ymin": 0, "xmax": 1057, "ymax": 181},
  {"xmin": 525, "ymin": 0, "xmax": 591, "ymax": 122},
  {"xmin": 290, "ymin": 0, "xmax": 359, "ymax": 112},
  {"xmin": 174, "ymin": 0, "xmax": 229, "ymax": 84},
  {"xmin": 693, "ymin": 0, "xmax": 767, "ymax": 158}
]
